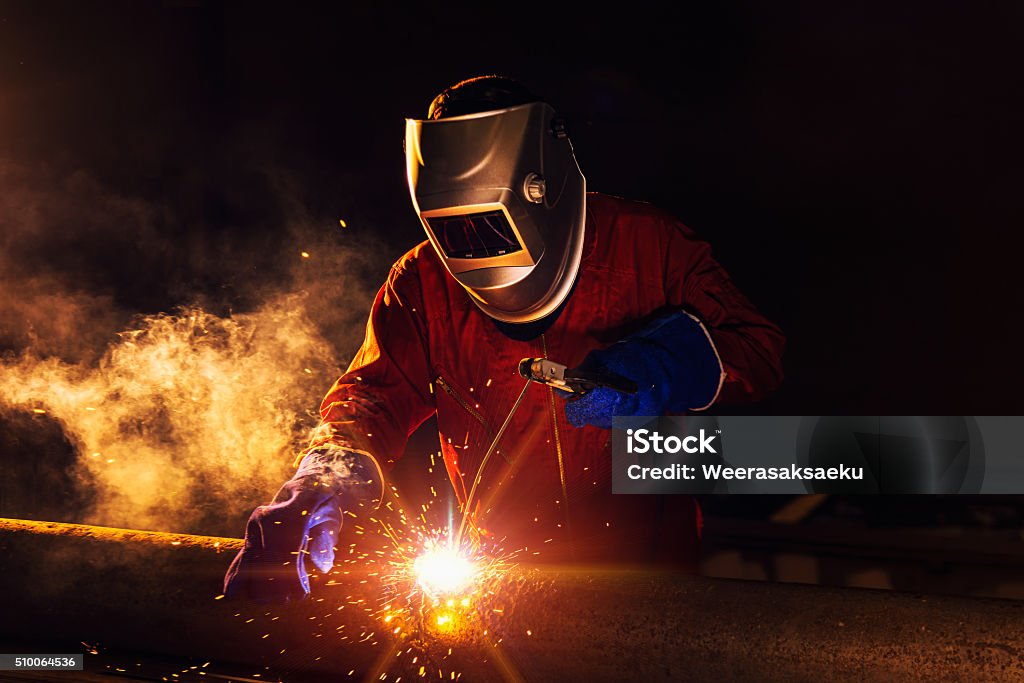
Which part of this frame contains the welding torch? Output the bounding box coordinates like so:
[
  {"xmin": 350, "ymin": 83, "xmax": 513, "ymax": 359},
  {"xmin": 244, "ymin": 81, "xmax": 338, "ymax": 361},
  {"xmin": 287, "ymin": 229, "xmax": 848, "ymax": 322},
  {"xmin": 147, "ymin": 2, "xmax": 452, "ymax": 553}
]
[{"xmin": 518, "ymin": 358, "xmax": 638, "ymax": 397}]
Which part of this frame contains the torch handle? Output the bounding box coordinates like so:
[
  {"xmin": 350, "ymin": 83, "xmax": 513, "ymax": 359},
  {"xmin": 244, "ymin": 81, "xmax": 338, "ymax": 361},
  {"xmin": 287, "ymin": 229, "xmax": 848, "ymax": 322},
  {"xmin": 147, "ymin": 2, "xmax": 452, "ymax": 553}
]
[
  {"xmin": 518, "ymin": 358, "xmax": 638, "ymax": 396},
  {"xmin": 564, "ymin": 367, "xmax": 639, "ymax": 396}
]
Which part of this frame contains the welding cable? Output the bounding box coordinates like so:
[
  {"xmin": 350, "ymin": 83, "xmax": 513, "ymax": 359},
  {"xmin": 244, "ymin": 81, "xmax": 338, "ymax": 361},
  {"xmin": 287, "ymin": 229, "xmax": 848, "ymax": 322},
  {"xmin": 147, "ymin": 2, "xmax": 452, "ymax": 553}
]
[{"xmin": 454, "ymin": 378, "xmax": 533, "ymax": 548}]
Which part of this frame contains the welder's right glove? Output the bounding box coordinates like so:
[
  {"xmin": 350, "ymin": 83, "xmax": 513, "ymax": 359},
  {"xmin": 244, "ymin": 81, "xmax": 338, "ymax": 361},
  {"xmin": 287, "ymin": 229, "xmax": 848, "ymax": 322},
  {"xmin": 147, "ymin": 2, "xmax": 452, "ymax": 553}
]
[
  {"xmin": 223, "ymin": 445, "xmax": 382, "ymax": 602},
  {"xmin": 562, "ymin": 310, "xmax": 724, "ymax": 429}
]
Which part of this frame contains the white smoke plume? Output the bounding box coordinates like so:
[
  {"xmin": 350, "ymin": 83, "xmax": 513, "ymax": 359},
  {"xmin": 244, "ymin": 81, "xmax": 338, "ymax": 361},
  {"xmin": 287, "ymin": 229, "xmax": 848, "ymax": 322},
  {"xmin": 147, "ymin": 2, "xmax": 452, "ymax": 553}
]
[
  {"xmin": 0, "ymin": 296, "xmax": 342, "ymax": 532},
  {"xmin": 0, "ymin": 160, "xmax": 388, "ymax": 534}
]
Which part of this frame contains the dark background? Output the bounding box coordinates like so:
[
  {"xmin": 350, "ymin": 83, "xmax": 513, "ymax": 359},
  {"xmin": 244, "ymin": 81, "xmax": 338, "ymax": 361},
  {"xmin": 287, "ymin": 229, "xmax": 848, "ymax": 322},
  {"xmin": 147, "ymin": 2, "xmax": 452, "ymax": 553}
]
[{"xmin": 2, "ymin": 0, "xmax": 1022, "ymax": 414}]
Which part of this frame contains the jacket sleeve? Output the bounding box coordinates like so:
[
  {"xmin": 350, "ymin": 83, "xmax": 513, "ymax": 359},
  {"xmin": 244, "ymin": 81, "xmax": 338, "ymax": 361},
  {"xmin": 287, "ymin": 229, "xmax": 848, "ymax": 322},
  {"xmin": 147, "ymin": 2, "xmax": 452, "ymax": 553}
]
[
  {"xmin": 662, "ymin": 217, "xmax": 786, "ymax": 406},
  {"xmin": 306, "ymin": 261, "xmax": 436, "ymax": 469}
]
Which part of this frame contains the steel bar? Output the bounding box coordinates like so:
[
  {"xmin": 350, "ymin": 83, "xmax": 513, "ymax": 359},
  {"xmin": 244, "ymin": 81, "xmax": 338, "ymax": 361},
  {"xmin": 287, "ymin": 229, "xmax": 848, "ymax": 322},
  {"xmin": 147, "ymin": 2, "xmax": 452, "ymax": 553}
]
[{"xmin": 1, "ymin": 517, "xmax": 1022, "ymax": 682}]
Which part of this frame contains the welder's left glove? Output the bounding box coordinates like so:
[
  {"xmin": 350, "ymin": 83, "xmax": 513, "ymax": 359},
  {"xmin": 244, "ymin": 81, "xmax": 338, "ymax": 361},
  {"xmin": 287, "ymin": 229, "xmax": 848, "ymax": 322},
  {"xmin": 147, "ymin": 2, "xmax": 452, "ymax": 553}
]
[
  {"xmin": 223, "ymin": 445, "xmax": 382, "ymax": 602},
  {"xmin": 562, "ymin": 310, "xmax": 724, "ymax": 429}
]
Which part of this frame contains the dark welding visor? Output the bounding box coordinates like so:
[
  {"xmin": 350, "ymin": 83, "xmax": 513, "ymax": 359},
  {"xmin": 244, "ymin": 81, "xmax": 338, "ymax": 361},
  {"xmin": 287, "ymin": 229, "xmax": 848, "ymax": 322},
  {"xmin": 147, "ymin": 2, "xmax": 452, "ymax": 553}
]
[
  {"xmin": 425, "ymin": 210, "xmax": 525, "ymax": 259},
  {"xmin": 406, "ymin": 102, "xmax": 586, "ymax": 323}
]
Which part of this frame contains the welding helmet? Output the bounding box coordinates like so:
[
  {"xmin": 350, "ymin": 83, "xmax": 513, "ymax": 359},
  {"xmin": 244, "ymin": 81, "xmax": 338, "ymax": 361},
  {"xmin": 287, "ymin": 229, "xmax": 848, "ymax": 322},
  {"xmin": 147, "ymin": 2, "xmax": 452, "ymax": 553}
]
[{"xmin": 405, "ymin": 101, "xmax": 586, "ymax": 324}]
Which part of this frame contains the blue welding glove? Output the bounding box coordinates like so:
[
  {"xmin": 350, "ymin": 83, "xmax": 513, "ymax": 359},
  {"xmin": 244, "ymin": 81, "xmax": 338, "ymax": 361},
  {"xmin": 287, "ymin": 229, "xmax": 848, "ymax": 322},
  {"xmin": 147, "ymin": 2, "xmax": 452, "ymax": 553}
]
[
  {"xmin": 223, "ymin": 445, "xmax": 382, "ymax": 602},
  {"xmin": 563, "ymin": 310, "xmax": 723, "ymax": 429}
]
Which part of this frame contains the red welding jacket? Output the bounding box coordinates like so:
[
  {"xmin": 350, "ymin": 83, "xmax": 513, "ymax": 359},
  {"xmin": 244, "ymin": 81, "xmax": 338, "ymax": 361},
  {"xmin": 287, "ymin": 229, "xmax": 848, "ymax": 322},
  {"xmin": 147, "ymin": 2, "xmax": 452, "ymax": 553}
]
[{"xmin": 311, "ymin": 193, "xmax": 785, "ymax": 566}]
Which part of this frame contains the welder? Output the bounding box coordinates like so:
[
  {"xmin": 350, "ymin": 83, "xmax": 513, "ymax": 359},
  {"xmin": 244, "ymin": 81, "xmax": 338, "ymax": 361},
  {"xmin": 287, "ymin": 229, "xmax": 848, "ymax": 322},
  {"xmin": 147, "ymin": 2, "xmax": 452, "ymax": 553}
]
[{"xmin": 224, "ymin": 76, "xmax": 785, "ymax": 601}]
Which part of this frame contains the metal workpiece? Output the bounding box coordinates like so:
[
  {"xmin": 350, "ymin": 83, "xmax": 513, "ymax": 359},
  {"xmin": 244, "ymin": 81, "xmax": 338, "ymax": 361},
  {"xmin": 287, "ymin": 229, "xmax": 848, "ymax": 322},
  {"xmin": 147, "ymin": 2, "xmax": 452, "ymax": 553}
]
[{"xmin": 1, "ymin": 517, "xmax": 1023, "ymax": 682}]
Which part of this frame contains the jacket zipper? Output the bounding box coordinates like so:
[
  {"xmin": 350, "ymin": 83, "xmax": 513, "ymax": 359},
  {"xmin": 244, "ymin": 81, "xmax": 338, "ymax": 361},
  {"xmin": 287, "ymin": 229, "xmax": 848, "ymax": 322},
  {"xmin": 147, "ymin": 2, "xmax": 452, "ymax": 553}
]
[{"xmin": 433, "ymin": 375, "xmax": 504, "ymax": 462}]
